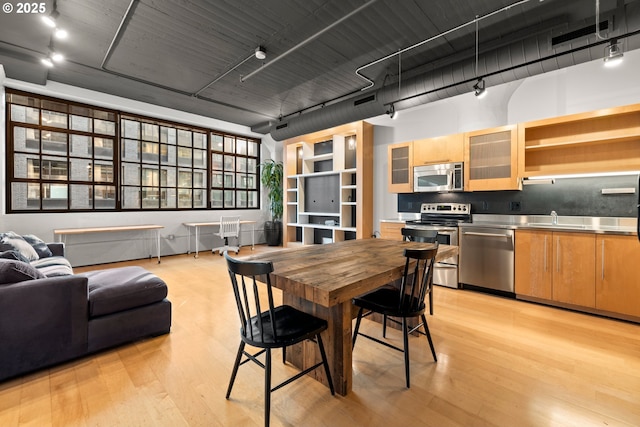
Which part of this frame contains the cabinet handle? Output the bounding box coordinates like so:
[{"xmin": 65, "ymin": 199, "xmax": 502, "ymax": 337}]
[
  {"xmin": 556, "ymin": 236, "xmax": 560, "ymax": 272},
  {"xmin": 544, "ymin": 235, "xmax": 547, "ymax": 272},
  {"xmin": 601, "ymin": 240, "xmax": 605, "ymax": 281}
]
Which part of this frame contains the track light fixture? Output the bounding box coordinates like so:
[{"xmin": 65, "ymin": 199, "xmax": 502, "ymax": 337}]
[
  {"xmin": 386, "ymin": 104, "xmax": 397, "ymax": 119},
  {"xmin": 41, "ymin": 10, "xmax": 59, "ymax": 28},
  {"xmin": 474, "ymin": 78, "xmax": 487, "ymax": 98},
  {"xmin": 41, "ymin": 55, "xmax": 54, "ymax": 67},
  {"xmin": 255, "ymin": 46, "xmax": 266, "ymax": 60},
  {"xmin": 604, "ymin": 39, "xmax": 623, "ymax": 67}
]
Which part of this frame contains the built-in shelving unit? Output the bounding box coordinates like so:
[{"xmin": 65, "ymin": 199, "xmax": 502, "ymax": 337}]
[
  {"xmin": 283, "ymin": 121, "xmax": 373, "ymax": 246},
  {"xmin": 518, "ymin": 103, "xmax": 640, "ymax": 177}
]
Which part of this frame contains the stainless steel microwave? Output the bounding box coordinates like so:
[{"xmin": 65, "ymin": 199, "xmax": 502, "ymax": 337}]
[{"xmin": 413, "ymin": 162, "xmax": 464, "ymax": 192}]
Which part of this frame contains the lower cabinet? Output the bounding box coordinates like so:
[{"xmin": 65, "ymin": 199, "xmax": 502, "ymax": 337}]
[
  {"xmin": 515, "ymin": 230, "xmax": 596, "ymax": 308},
  {"xmin": 380, "ymin": 222, "xmax": 404, "ymax": 240},
  {"xmin": 595, "ymin": 234, "xmax": 640, "ymax": 318}
]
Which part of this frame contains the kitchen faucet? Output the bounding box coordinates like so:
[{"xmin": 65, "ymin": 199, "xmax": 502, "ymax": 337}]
[{"xmin": 550, "ymin": 210, "xmax": 558, "ymax": 225}]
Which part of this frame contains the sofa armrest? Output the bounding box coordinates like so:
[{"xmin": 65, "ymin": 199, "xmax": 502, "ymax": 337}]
[
  {"xmin": 0, "ymin": 274, "xmax": 88, "ymax": 381},
  {"xmin": 47, "ymin": 242, "xmax": 65, "ymax": 257}
]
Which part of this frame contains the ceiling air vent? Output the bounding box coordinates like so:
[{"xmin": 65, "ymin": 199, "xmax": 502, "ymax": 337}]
[
  {"xmin": 275, "ymin": 122, "xmax": 288, "ymax": 130},
  {"xmin": 353, "ymin": 94, "xmax": 376, "ymax": 107},
  {"xmin": 552, "ymin": 20, "xmax": 609, "ymax": 47}
]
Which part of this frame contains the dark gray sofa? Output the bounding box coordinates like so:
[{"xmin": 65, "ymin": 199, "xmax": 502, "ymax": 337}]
[{"xmin": 0, "ymin": 242, "xmax": 171, "ymax": 382}]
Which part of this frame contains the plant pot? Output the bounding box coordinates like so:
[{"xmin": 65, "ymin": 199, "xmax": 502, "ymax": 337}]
[{"xmin": 264, "ymin": 220, "xmax": 282, "ymax": 246}]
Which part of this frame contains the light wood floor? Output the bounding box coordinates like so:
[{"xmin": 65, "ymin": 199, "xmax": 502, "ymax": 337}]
[{"xmin": 1, "ymin": 244, "xmax": 640, "ymax": 427}]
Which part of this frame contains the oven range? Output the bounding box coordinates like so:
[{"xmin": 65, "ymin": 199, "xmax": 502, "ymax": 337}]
[{"xmin": 404, "ymin": 202, "xmax": 471, "ymax": 289}]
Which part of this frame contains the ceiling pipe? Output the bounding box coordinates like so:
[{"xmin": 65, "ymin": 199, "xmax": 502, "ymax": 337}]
[
  {"xmin": 100, "ymin": 0, "xmax": 139, "ymax": 69},
  {"xmin": 355, "ymin": 0, "xmax": 532, "ymax": 90},
  {"xmin": 239, "ymin": 0, "xmax": 379, "ymax": 83}
]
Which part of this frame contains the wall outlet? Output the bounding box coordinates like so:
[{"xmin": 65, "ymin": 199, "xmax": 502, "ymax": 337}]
[
  {"xmin": 510, "ymin": 201, "xmax": 521, "ymax": 211},
  {"xmin": 167, "ymin": 234, "xmax": 175, "ymax": 240}
]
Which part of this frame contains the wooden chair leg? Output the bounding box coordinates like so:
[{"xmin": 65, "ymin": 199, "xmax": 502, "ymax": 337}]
[
  {"xmin": 402, "ymin": 317, "xmax": 410, "ymax": 388},
  {"xmin": 226, "ymin": 341, "xmax": 245, "ymax": 399},
  {"xmin": 429, "ymin": 291, "xmax": 434, "ymax": 315},
  {"xmin": 265, "ymin": 349, "xmax": 272, "ymax": 427},
  {"xmin": 421, "ymin": 314, "xmax": 437, "ymax": 362}
]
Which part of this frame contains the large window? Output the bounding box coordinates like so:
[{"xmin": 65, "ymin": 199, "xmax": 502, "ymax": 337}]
[{"xmin": 5, "ymin": 90, "xmax": 261, "ymax": 212}]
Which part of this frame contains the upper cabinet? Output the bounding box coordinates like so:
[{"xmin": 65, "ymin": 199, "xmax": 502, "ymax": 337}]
[
  {"xmin": 387, "ymin": 142, "xmax": 413, "ymax": 193},
  {"xmin": 518, "ymin": 103, "xmax": 640, "ymax": 177},
  {"xmin": 464, "ymin": 124, "xmax": 520, "ymax": 191},
  {"xmin": 413, "ymin": 134, "xmax": 464, "ymax": 166},
  {"xmin": 283, "ymin": 121, "xmax": 373, "ymax": 247}
]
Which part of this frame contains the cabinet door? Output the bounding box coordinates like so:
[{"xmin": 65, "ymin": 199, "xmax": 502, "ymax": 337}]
[
  {"xmin": 380, "ymin": 222, "xmax": 404, "ymax": 240},
  {"xmin": 413, "ymin": 134, "xmax": 463, "ymax": 166},
  {"xmin": 464, "ymin": 125, "xmax": 520, "ymax": 191},
  {"xmin": 552, "ymin": 232, "xmax": 596, "ymax": 307},
  {"xmin": 596, "ymin": 235, "xmax": 640, "ymax": 317},
  {"xmin": 388, "ymin": 142, "xmax": 413, "ymax": 193},
  {"xmin": 515, "ymin": 230, "xmax": 552, "ymax": 299}
]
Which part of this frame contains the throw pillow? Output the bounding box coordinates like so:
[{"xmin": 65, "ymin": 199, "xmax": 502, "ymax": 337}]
[
  {"xmin": 0, "ymin": 259, "xmax": 46, "ymax": 284},
  {"xmin": 0, "ymin": 250, "xmax": 31, "ymax": 263},
  {"xmin": 22, "ymin": 234, "xmax": 53, "ymax": 258},
  {"xmin": 0, "ymin": 232, "xmax": 39, "ymax": 262}
]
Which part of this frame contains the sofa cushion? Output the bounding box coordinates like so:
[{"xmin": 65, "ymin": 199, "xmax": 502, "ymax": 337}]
[
  {"xmin": 22, "ymin": 234, "xmax": 53, "ymax": 258},
  {"xmin": 82, "ymin": 267, "xmax": 168, "ymax": 318},
  {"xmin": 0, "ymin": 232, "xmax": 39, "ymax": 262},
  {"xmin": 0, "ymin": 259, "xmax": 46, "ymax": 284},
  {"xmin": 30, "ymin": 256, "xmax": 74, "ymax": 277},
  {"xmin": 0, "ymin": 250, "xmax": 30, "ymax": 263}
]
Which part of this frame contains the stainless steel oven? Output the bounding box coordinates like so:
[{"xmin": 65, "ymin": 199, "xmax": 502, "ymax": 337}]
[{"xmin": 405, "ymin": 202, "xmax": 471, "ymax": 289}]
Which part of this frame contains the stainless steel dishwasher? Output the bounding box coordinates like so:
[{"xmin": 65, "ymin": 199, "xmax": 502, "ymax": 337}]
[{"xmin": 459, "ymin": 226, "xmax": 514, "ymax": 294}]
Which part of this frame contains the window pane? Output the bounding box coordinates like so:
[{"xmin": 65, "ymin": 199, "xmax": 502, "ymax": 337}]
[
  {"xmin": 94, "ymin": 119, "xmax": 115, "ymax": 136},
  {"xmin": 211, "ymin": 172, "xmax": 223, "ymax": 188},
  {"xmin": 246, "ymin": 174, "xmax": 257, "ymax": 189},
  {"xmin": 142, "ymin": 123, "xmax": 159, "ymax": 142},
  {"xmin": 247, "ymin": 158, "xmax": 257, "ymax": 173},
  {"xmin": 211, "ymin": 189, "xmax": 223, "ymax": 208},
  {"xmin": 193, "ymin": 149, "xmax": 206, "ymax": 168},
  {"xmin": 122, "ymin": 119, "xmax": 140, "ymax": 138},
  {"xmin": 13, "ymin": 153, "xmax": 40, "ymax": 179},
  {"xmin": 224, "ymin": 173, "xmax": 234, "ymax": 187},
  {"xmin": 224, "ymin": 190, "xmax": 234, "ymax": 208},
  {"xmin": 224, "ymin": 136, "xmax": 234, "ymax": 153},
  {"xmin": 178, "ymin": 147, "xmax": 192, "ymax": 166},
  {"xmin": 236, "ymin": 190, "xmax": 247, "ymax": 208},
  {"xmin": 123, "ymin": 187, "xmax": 140, "ymax": 209},
  {"xmin": 236, "ymin": 173, "xmax": 247, "ymax": 189},
  {"xmin": 247, "ymin": 191, "xmax": 258, "ymax": 208},
  {"xmin": 178, "ymin": 189, "xmax": 192, "ymax": 208},
  {"xmin": 122, "ymin": 163, "xmax": 140, "ymax": 185},
  {"xmin": 142, "ymin": 168, "xmax": 159, "ymax": 186},
  {"xmin": 94, "ymin": 162, "xmax": 114, "ymax": 183},
  {"xmin": 236, "ymin": 138, "xmax": 247, "ymax": 155},
  {"xmin": 161, "ymin": 166, "xmax": 176, "ymax": 187},
  {"xmin": 11, "ymin": 182, "xmax": 40, "ymax": 210},
  {"xmin": 142, "ymin": 187, "xmax": 159, "ymax": 209},
  {"xmin": 70, "ymin": 158, "xmax": 92, "ymax": 181},
  {"xmin": 193, "ymin": 170, "xmax": 205, "ymax": 188},
  {"xmin": 224, "ymin": 155, "xmax": 234, "ymax": 171},
  {"xmin": 13, "ymin": 127, "xmax": 40, "ymax": 152},
  {"xmin": 95, "ymin": 185, "xmax": 116, "ymax": 209},
  {"xmin": 70, "ymin": 115, "xmax": 92, "ymax": 132},
  {"xmin": 211, "ymin": 133, "xmax": 223, "ymax": 150},
  {"xmin": 11, "ymin": 105, "xmax": 39, "ymax": 124},
  {"xmin": 122, "ymin": 139, "xmax": 140, "ymax": 161},
  {"xmin": 177, "ymin": 130, "xmax": 192, "ymax": 147},
  {"xmin": 160, "ymin": 127, "xmax": 176, "ymax": 144},
  {"xmin": 236, "ymin": 157, "xmax": 247, "ymax": 172},
  {"xmin": 248, "ymin": 140, "xmax": 258, "ymax": 157},
  {"xmin": 162, "ymin": 144, "xmax": 176, "ymax": 165},
  {"xmin": 142, "ymin": 142, "xmax": 160, "ymax": 164},
  {"xmin": 42, "ymin": 110, "xmax": 67, "ymax": 129},
  {"xmin": 94, "ymin": 138, "xmax": 114, "ymax": 159},
  {"xmin": 41, "ymin": 157, "xmax": 68, "ymax": 180},
  {"xmin": 42, "ymin": 131, "xmax": 67, "ymax": 155},
  {"xmin": 178, "ymin": 170, "xmax": 191, "ymax": 188},
  {"xmin": 193, "ymin": 132, "xmax": 206, "ymax": 149},
  {"xmin": 42, "ymin": 183, "xmax": 68, "ymax": 210},
  {"xmin": 212, "ymin": 153, "xmax": 223, "ymax": 170},
  {"xmin": 193, "ymin": 189, "xmax": 205, "ymax": 208},
  {"xmin": 70, "ymin": 184, "xmax": 92, "ymax": 209},
  {"xmin": 70, "ymin": 134, "xmax": 92, "ymax": 158},
  {"xmin": 161, "ymin": 188, "xmax": 176, "ymax": 208}
]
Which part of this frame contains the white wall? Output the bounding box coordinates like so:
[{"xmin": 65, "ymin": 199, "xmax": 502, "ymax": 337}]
[
  {"xmin": 367, "ymin": 49, "xmax": 640, "ymax": 232},
  {"xmin": 0, "ymin": 72, "xmax": 278, "ymax": 266}
]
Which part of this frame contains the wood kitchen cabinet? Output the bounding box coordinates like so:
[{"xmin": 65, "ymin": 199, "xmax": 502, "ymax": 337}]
[
  {"xmin": 387, "ymin": 142, "xmax": 413, "ymax": 193},
  {"xmin": 464, "ymin": 124, "xmax": 521, "ymax": 191},
  {"xmin": 413, "ymin": 134, "xmax": 464, "ymax": 166},
  {"xmin": 380, "ymin": 221, "xmax": 404, "ymax": 240},
  {"xmin": 595, "ymin": 234, "xmax": 640, "ymax": 317},
  {"xmin": 515, "ymin": 230, "xmax": 595, "ymax": 308}
]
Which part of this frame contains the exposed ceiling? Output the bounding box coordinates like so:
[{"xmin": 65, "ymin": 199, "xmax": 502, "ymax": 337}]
[{"xmin": 1, "ymin": 0, "xmax": 639, "ymax": 140}]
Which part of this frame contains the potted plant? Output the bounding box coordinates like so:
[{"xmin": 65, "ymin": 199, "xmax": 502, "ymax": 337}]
[{"xmin": 260, "ymin": 159, "xmax": 283, "ymax": 246}]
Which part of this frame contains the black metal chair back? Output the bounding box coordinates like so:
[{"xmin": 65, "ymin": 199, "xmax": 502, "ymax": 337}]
[
  {"xmin": 401, "ymin": 227, "xmax": 438, "ymax": 243},
  {"xmin": 397, "ymin": 247, "xmax": 437, "ymax": 316},
  {"xmin": 224, "ymin": 252, "xmax": 335, "ymax": 427}
]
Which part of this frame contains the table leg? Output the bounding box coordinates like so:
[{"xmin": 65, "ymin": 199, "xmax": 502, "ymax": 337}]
[
  {"xmin": 251, "ymin": 223, "xmax": 255, "ymax": 250},
  {"xmin": 283, "ymin": 294, "xmax": 352, "ymax": 396},
  {"xmin": 195, "ymin": 226, "xmax": 200, "ymax": 258},
  {"xmin": 156, "ymin": 230, "xmax": 161, "ymax": 263},
  {"xmin": 187, "ymin": 226, "xmax": 191, "ymax": 255}
]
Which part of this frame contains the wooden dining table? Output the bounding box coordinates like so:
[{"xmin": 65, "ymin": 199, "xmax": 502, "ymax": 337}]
[{"xmin": 242, "ymin": 238, "xmax": 458, "ymax": 396}]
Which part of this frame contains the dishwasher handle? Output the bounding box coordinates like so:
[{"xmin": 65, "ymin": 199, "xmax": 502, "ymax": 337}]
[{"xmin": 462, "ymin": 231, "xmax": 512, "ymax": 238}]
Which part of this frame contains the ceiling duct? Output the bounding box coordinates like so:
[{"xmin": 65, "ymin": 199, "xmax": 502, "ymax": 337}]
[{"xmin": 265, "ymin": 2, "xmax": 639, "ymax": 141}]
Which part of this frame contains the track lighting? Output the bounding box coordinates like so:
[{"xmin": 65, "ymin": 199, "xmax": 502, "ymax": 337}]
[
  {"xmin": 474, "ymin": 78, "xmax": 487, "ymax": 99},
  {"xmin": 54, "ymin": 28, "xmax": 68, "ymax": 39},
  {"xmin": 41, "ymin": 10, "xmax": 59, "ymax": 28},
  {"xmin": 41, "ymin": 55, "xmax": 54, "ymax": 67},
  {"xmin": 604, "ymin": 39, "xmax": 623, "ymax": 67},
  {"xmin": 255, "ymin": 46, "xmax": 266, "ymax": 60},
  {"xmin": 51, "ymin": 51, "xmax": 64, "ymax": 62},
  {"xmin": 386, "ymin": 104, "xmax": 397, "ymax": 119}
]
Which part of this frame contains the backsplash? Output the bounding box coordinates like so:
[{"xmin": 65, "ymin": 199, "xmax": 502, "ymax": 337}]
[{"xmin": 398, "ymin": 175, "xmax": 640, "ymax": 217}]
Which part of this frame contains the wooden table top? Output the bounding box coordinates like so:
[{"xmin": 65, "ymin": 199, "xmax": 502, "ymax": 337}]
[{"xmin": 242, "ymin": 239, "xmax": 457, "ymax": 308}]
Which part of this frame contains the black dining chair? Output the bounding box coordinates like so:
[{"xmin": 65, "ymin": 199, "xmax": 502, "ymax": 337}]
[
  {"xmin": 224, "ymin": 252, "xmax": 335, "ymax": 427},
  {"xmin": 400, "ymin": 227, "xmax": 438, "ymax": 316},
  {"xmin": 352, "ymin": 246, "xmax": 438, "ymax": 388}
]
